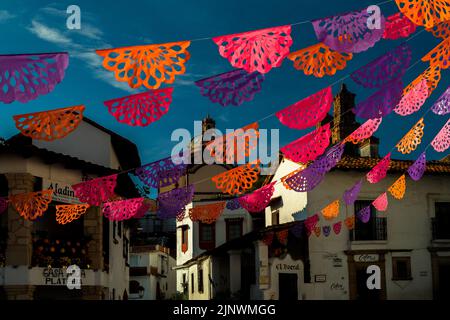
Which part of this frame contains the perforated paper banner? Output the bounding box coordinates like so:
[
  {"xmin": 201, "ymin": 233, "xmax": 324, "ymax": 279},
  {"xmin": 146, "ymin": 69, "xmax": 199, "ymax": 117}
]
[
  {"xmin": 226, "ymin": 198, "xmax": 241, "ymax": 210},
  {"xmin": 275, "ymin": 87, "xmax": 332, "ymax": 130},
  {"xmin": 333, "ymin": 221, "xmax": 342, "ymax": 235},
  {"xmin": 72, "ymin": 174, "xmax": 117, "ymax": 207},
  {"xmin": 367, "ymin": 153, "xmax": 391, "ymax": 184},
  {"xmin": 394, "ymin": 79, "xmax": 429, "ymax": 116},
  {"xmin": 56, "ymin": 204, "xmax": 90, "ymax": 225},
  {"xmin": 189, "ymin": 202, "xmax": 226, "ymax": 224},
  {"xmin": 104, "ymin": 88, "xmax": 173, "ymax": 126},
  {"xmin": 158, "ymin": 185, "xmax": 194, "ymax": 220},
  {"xmin": 262, "ymin": 232, "xmax": 274, "ymax": 245},
  {"xmin": 284, "ymin": 143, "xmax": 344, "ymax": 192},
  {"xmin": 344, "ymin": 118, "xmax": 382, "ymax": 144},
  {"xmin": 211, "ymin": 161, "xmax": 260, "ymax": 195},
  {"xmin": 396, "ymin": 118, "xmax": 425, "ymax": 154},
  {"xmin": 135, "ymin": 157, "xmax": 187, "ymax": 189},
  {"xmin": 431, "ymin": 87, "xmax": 450, "ymax": 115},
  {"xmin": 343, "ymin": 179, "xmax": 363, "ymax": 206},
  {"xmin": 426, "ymin": 20, "xmax": 450, "ymax": 39},
  {"xmin": 96, "ymin": 41, "xmax": 191, "ymax": 89},
  {"xmin": 290, "ymin": 223, "xmax": 304, "ymax": 238},
  {"xmin": 422, "ymin": 38, "xmax": 450, "ymax": 70},
  {"xmin": 404, "ymin": 65, "xmax": 442, "ymax": 96},
  {"xmin": 277, "ymin": 230, "xmax": 289, "ymax": 245},
  {"xmin": 394, "ymin": 0, "xmax": 450, "ymax": 28},
  {"xmin": 238, "ymin": 182, "xmax": 275, "ymax": 213},
  {"xmin": 212, "ymin": 25, "xmax": 293, "ymax": 74},
  {"xmin": 195, "ymin": 70, "xmax": 265, "ymax": 106},
  {"xmin": 388, "ymin": 175, "xmax": 407, "ymax": 200},
  {"xmin": 305, "ymin": 214, "xmax": 319, "ymax": 234},
  {"xmin": 9, "ymin": 190, "xmax": 53, "ymax": 221},
  {"xmin": 322, "ymin": 226, "xmax": 331, "ymax": 237},
  {"xmin": 356, "ymin": 206, "xmax": 371, "ymax": 223},
  {"xmin": 321, "ymin": 200, "xmax": 340, "ymax": 220},
  {"xmin": 372, "ymin": 192, "xmax": 388, "ymax": 212},
  {"xmin": 312, "ymin": 8, "xmax": 385, "ymax": 53},
  {"xmin": 0, "ymin": 52, "xmax": 69, "ymax": 104},
  {"xmin": 103, "ymin": 198, "xmax": 145, "ymax": 221},
  {"xmin": 280, "ymin": 123, "xmax": 331, "ymax": 163},
  {"xmin": 431, "ymin": 119, "xmax": 450, "ymax": 152},
  {"xmin": 350, "ymin": 43, "xmax": 411, "ymax": 88},
  {"xmin": 345, "ymin": 215, "xmax": 355, "ymax": 230},
  {"xmin": 353, "ymin": 79, "xmax": 403, "ymax": 119},
  {"xmin": 13, "ymin": 105, "xmax": 85, "ymax": 141},
  {"xmin": 383, "ymin": 13, "xmax": 417, "ymax": 40},
  {"xmin": 287, "ymin": 43, "xmax": 353, "ymax": 78},
  {"xmin": 407, "ymin": 152, "xmax": 426, "ymax": 181}
]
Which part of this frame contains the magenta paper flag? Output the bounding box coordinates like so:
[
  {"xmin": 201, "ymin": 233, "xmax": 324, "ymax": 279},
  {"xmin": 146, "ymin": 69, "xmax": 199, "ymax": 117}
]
[
  {"xmin": 158, "ymin": 185, "xmax": 194, "ymax": 220},
  {"xmin": 395, "ymin": 79, "xmax": 429, "ymax": 116},
  {"xmin": 285, "ymin": 143, "xmax": 345, "ymax": 192},
  {"xmin": 407, "ymin": 152, "xmax": 426, "ymax": 181},
  {"xmin": 133, "ymin": 202, "xmax": 151, "ymax": 219},
  {"xmin": 135, "ymin": 157, "xmax": 187, "ymax": 189},
  {"xmin": 353, "ymin": 79, "xmax": 403, "ymax": 119},
  {"xmin": 0, "ymin": 197, "xmax": 7, "ymax": 214},
  {"xmin": 212, "ymin": 25, "xmax": 293, "ymax": 74},
  {"xmin": 104, "ymin": 88, "xmax": 173, "ymax": 126},
  {"xmin": 305, "ymin": 214, "xmax": 319, "ymax": 234},
  {"xmin": 356, "ymin": 206, "xmax": 371, "ymax": 223},
  {"xmin": 280, "ymin": 123, "xmax": 331, "ymax": 163},
  {"xmin": 333, "ymin": 221, "xmax": 342, "ymax": 235},
  {"xmin": 103, "ymin": 197, "xmax": 145, "ymax": 221},
  {"xmin": 367, "ymin": 153, "xmax": 391, "ymax": 184},
  {"xmin": 238, "ymin": 182, "xmax": 275, "ymax": 213},
  {"xmin": 72, "ymin": 174, "xmax": 117, "ymax": 206},
  {"xmin": 0, "ymin": 52, "xmax": 69, "ymax": 104},
  {"xmin": 195, "ymin": 69, "xmax": 265, "ymax": 106},
  {"xmin": 343, "ymin": 179, "xmax": 363, "ymax": 206},
  {"xmin": 275, "ymin": 87, "xmax": 332, "ymax": 130},
  {"xmin": 372, "ymin": 193, "xmax": 388, "ymax": 212},
  {"xmin": 383, "ymin": 13, "xmax": 417, "ymax": 40},
  {"xmin": 351, "ymin": 43, "xmax": 411, "ymax": 88},
  {"xmin": 431, "ymin": 87, "xmax": 450, "ymax": 115},
  {"xmin": 312, "ymin": 9, "xmax": 385, "ymax": 53},
  {"xmin": 344, "ymin": 118, "xmax": 382, "ymax": 144},
  {"xmin": 431, "ymin": 119, "xmax": 450, "ymax": 152}
]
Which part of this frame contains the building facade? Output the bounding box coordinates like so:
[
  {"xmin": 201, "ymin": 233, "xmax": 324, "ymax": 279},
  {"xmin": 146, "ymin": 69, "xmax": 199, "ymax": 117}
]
[{"xmin": 0, "ymin": 118, "xmax": 141, "ymax": 300}]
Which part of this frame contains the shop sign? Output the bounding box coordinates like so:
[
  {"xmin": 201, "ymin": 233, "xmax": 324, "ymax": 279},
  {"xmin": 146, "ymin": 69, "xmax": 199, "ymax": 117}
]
[
  {"xmin": 43, "ymin": 179, "xmax": 82, "ymax": 204},
  {"xmin": 354, "ymin": 254, "xmax": 379, "ymax": 263}
]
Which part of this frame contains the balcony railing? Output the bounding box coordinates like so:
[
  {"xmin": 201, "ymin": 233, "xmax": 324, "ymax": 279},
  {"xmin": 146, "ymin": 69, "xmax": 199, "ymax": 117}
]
[{"xmin": 350, "ymin": 217, "xmax": 387, "ymax": 241}]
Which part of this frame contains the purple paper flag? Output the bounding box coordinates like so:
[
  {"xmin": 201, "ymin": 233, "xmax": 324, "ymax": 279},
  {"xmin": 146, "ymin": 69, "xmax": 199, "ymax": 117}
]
[
  {"xmin": 195, "ymin": 69, "xmax": 265, "ymax": 106},
  {"xmin": 285, "ymin": 143, "xmax": 345, "ymax": 192},
  {"xmin": 290, "ymin": 223, "xmax": 304, "ymax": 238},
  {"xmin": 407, "ymin": 152, "xmax": 427, "ymax": 181},
  {"xmin": 135, "ymin": 157, "xmax": 187, "ymax": 189},
  {"xmin": 0, "ymin": 52, "xmax": 69, "ymax": 104},
  {"xmin": 351, "ymin": 43, "xmax": 411, "ymax": 88},
  {"xmin": 431, "ymin": 87, "xmax": 450, "ymax": 116},
  {"xmin": 356, "ymin": 206, "xmax": 371, "ymax": 223},
  {"xmin": 353, "ymin": 78, "xmax": 403, "ymax": 119},
  {"xmin": 226, "ymin": 198, "xmax": 241, "ymax": 210},
  {"xmin": 157, "ymin": 185, "xmax": 194, "ymax": 219},
  {"xmin": 323, "ymin": 226, "xmax": 331, "ymax": 237},
  {"xmin": 343, "ymin": 179, "xmax": 363, "ymax": 206},
  {"xmin": 312, "ymin": 9, "xmax": 385, "ymax": 53}
]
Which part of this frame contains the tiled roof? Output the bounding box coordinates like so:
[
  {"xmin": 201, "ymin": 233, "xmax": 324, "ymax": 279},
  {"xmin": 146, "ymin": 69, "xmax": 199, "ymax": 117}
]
[{"xmin": 335, "ymin": 155, "xmax": 450, "ymax": 174}]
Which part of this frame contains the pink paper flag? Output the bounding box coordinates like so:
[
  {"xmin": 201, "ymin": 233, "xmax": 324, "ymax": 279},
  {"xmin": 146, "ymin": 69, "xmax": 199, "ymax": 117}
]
[
  {"xmin": 372, "ymin": 193, "xmax": 388, "ymax": 212},
  {"xmin": 238, "ymin": 182, "xmax": 276, "ymax": 213},
  {"xmin": 72, "ymin": 174, "xmax": 117, "ymax": 206},
  {"xmin": 394, "ymin": 79, "xmax": 429, "ymax": 116},
  {"xmin": 103, "ymin": 197, "xmax": 145, "ymax": 221},
  {"xmin": 431, "ymin": 119, "xmax": 450, "ymax": 152},
  {"xmin": 367, "ymin": 153, "xmax": 391, "ymax": 184}
]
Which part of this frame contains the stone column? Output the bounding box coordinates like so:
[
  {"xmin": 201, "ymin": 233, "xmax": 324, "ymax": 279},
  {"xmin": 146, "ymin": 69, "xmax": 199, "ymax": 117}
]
[
  {"xmin": 228, "ymin": 250, "xmax": 241, "ymax": 296},
  {"xmin": 83, "ymin": 206, "xmax": 103, "ymax": 270}
]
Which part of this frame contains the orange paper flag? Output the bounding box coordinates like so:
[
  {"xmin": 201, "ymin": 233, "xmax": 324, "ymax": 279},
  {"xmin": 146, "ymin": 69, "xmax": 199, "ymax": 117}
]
[
  {"xmin": 211, "ymin": 161, "xmax": 261, "ymax": 195},
  {"xmin": 56, "ymin": 204, "xmax": 90, "ymax": 225},
  {"xmin": 9, "ymin": 190, "xmax": 53, "ymax": 221}
]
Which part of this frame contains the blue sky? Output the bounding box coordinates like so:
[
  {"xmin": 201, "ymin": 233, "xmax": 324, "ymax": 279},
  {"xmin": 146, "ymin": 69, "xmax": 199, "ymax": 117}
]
[{"xmin": 0, "ymin": 0, "xmax": 448, "ymax": 165}]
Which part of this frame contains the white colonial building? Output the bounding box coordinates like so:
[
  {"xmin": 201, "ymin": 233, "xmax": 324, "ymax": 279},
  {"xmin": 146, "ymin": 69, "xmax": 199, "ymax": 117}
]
[{"xmin": 0, "ymin": 118, "xmax": 141, "ymax": 300}]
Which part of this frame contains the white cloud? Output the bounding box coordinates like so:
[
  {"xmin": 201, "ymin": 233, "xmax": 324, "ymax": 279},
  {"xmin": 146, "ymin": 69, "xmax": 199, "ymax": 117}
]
[
  {"xmin": 0, "ymin": 10, "xmax": 15, "ymax": 23},
  {"xmin": 28, "ymin": 20, "xmax": 71, "ymax": 45},
  {"xmin": 75, "ymin": 23, "xmax": 104, "ymax": 40}
]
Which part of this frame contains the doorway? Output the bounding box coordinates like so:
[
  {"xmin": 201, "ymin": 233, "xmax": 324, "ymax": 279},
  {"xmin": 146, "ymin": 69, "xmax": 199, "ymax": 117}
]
[
  {"xmin": 355, "ymin": 266, "xmax": 382, "ymax": 300},
  {"xmin": 278, "ymin": 273, "xmax": 298, "ymax": 300},
  {"xmin": 438, "ymin": 263, "xmax": 450, "ymax": 299}
]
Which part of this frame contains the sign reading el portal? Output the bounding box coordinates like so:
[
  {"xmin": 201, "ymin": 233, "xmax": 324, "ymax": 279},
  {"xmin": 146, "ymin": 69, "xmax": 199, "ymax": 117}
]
[{"xmin": 43, "ymin": 179, "xmax": 82, "ymax": 204}]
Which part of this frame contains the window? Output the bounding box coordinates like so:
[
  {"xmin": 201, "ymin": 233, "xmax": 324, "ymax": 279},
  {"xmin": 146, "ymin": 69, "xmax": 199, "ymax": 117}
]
[
  {"xmin": 199, "ymin": 223, "xmax": 215, "ymax": 250},
  {"xmin": 191, "ymin": 273, "xmax": 195, "ymax": 294},
  {"xmin": 433, "ymin": 202, "xmax": 450, "ymax": 240},
  {"xmin": 226, "ymin": 218, "xmax": 243, "ymax": 241},
  {"xmin": 118, "ymin": 221, "xmax": 122, "ymax": 238},
  {"xmin": 198, "ymin": 268, "xmax": 204, "ymax": 293},
  {"xmin": 181, "ymin": 225, "xmax": 189, "ymax": 253},
  {"xmin": 272, "ymin": 210, "xmax": 280, "ymax": 226},
  {"xmin": 392, "ymin": 257, "xmax": 412, "ymax": 280},
  {"xmin": 351, "ymin": 200, "xmax": 387, "ymax": 241},
  {"xmin": 182, "ymin": 274, "xmax": 188, "ymax": 294}
]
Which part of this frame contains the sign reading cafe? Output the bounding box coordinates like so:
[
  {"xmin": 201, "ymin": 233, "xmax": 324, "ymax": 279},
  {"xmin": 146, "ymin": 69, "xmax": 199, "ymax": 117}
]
[{"xmin": 43, "ymin": 179, "xmax": 82, "ymax": 204}]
